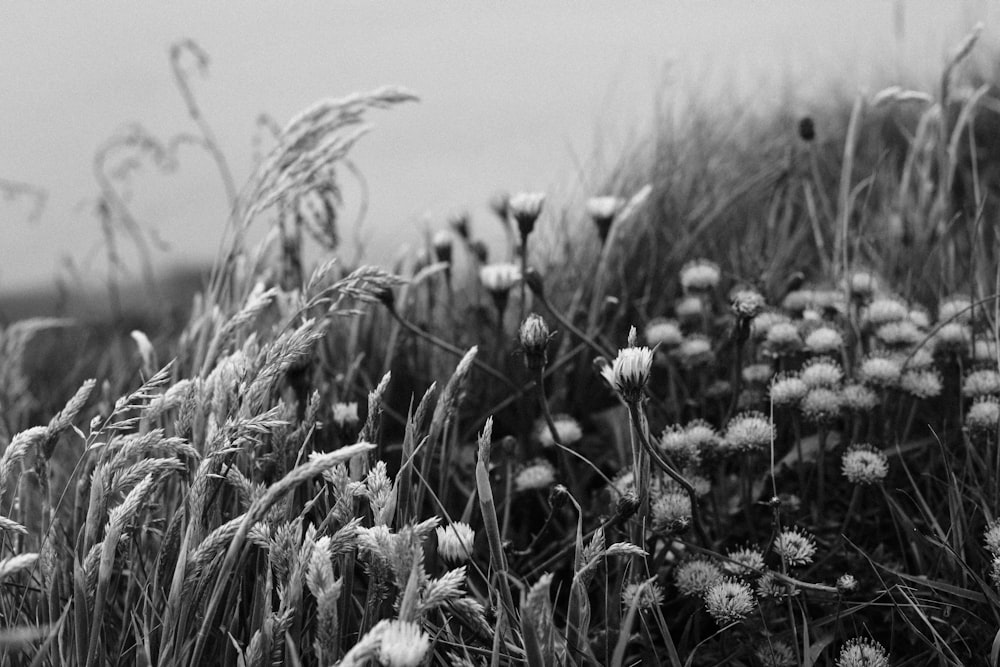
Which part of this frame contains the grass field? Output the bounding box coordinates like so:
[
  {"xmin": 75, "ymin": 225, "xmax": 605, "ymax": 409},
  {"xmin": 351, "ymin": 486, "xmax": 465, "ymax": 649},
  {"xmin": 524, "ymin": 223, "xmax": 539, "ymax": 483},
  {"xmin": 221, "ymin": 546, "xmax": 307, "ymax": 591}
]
[{"xmin": 3, "ymin": 25, "xmax": 1000, "ymax": 667}]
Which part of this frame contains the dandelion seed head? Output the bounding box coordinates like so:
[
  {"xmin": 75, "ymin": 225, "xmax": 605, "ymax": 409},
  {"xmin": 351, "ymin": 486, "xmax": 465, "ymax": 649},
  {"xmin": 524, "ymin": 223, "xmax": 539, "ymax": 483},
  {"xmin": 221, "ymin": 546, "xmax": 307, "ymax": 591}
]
[
  {"xmin": 535, "ymin": 414, "xmax": 582, "ymax": 448},
  {"xmin": 680, "ymin": 259, "xmax": 721, "ymax": 292},
  {"xmin": 836, "ymin": 637, "xmax": 889, "ymax": 667},
  {"xmin": 963, "ymin": 369, "xmax": 1000, "ymax": 398},
  {"xmin": 704, "ymin": 578, "xmax": 756, "ymax": 625},
  {"xmin": 841, "ymin": 383, "xmax": 880, "ymax": 412},
  {"xmin": 900, "ymin": 369, "xmax": 942, "ymax": 399},
  {"xmin": 674, "ymin": 558, "xmax": 723, "ymax": 597},
  {"xmin": 805, "ymin": 326, "xmax": 844, "ymax": 354},
  {"xmin": 772, "ymin": 528, "xmax": 816, "ymax": 567},
  {"xmin": 801, "ymin": 357, "xmax": 844, "ymax": 388},
  {"xmin": 514, "ymin": 459, "xmax": 556, "ymax": 492},
  {"xmin": 378, "ymin": 620, "xmax": 431, "ymax": 667},
  {"xmin": 644, "ymin": 318, "xmax": 683, "ymax": 348},
  {"xmin": 842, "ymin": 444, "xmax": 888, "ymax": 485},
  {"xmin": 770, "ymin": 374, "xmax": 808, "ymax": 407},
  {"xmin": 858, "ymin": 355, "xmax": 902, "ymax": 388},
  {"xmin": 435, "ymin": 522, "xmax": 475, "ymax": 563}
]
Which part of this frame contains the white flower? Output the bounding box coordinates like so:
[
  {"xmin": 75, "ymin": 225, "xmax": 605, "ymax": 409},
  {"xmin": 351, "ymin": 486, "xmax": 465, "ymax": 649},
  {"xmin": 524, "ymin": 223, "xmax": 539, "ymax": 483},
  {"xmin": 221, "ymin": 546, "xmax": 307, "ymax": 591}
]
[
  {"xmin": 378, "ymin": 620, "xmax": 431, "ymax": 667},
  {"xmin": 508, "ymin": 191, "xmax": 546, "ymax": 235},
  {"xmin": 644, "ymin": 318, "xmax": 683, "ymax": 348},
  {"xmin": 963, "ymin": 369, "xmax": 1000, "ymax": 398},
  {"xmin": 331, "ymin": 401, "xmax": 359, "ymax": 427},
  {"xmin": 772, "ymin": 528, "xmax": 816, "ymax": 567},
  {"xmin": 585, "ymin": 195, "xmax": 625, "ymax": 221},
  {"xmin": 435, "ymin": 522, "xmax": 475, "ymax": 563},
  {"xmin": 680, "ymin": 259, "xmax": 721, "ymax": 292},
  {"xmin": 723, "ymin": 412, "xmax": 774, "ymax": 453},
  {"xmin": 536, "ymin": 415, "xmax": 583, "ymax": 448},
  {"xmin": 601, "ymin": 330, "xmax": 654, "ymax": 403},
  {"xmin": 674, "ymin": 558, "xmax": 723, "ymax": 596},
  {"xmin": 841, "ymin": 444, "xmax": 888, "ymax": 484},
  {"xmin": 770, "ymin": 375, "xmax": 808, "ymax": 407},
  {"xmin": 858, "ymin": 355, "xmax": 902, "ymax": 388},
  {"xmin": 967, "ymin": 397, "xmax": 1000, "ymax": 432},
  {"xmin": 479, "ymin": 263, "xmax": 521, "ymax": 294},
  {"xmin": 514, "ymin": 459, "xmax": 556, "ymax": 492},
  {"xmin": 805, "ymin": 327, "xmax": 844, "ymax": 354},
  {"xmin": 703, "ymin": 578, "xmax": 756, "ymax": 624},
  {"xmin": 800, "ymin": 358, "xmax": 843, "ymax": 388},
  {"xmin": 836, "ymin": 637, "xmax": 889, "ymax": 667}
]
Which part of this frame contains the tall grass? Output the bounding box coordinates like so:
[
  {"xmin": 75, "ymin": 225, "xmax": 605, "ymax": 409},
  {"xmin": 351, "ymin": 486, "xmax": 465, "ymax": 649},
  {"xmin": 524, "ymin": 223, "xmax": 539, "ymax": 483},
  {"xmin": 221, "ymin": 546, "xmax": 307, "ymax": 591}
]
[{"xmin": 2, "ymin": 28, "xmax": 1000, "ymax": 666}]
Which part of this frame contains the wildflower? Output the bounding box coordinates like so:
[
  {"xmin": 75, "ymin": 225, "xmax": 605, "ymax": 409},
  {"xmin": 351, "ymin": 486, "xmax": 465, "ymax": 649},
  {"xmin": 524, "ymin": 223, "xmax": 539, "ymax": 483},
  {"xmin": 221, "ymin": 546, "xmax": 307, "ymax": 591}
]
[
  {"xmin": 800, "ymin": 387, "xmax": 843, "ymax": 423},
  {"xmin": 801, "ymin": 357, "xmax": 844, "ymax": 388},
  {"xmin": 756, "ymin": 571, "xmax": 798, "ymax": 599},
  {"xmin": 900, "ymin": 369, "xmax": 942, "ymax": 399},
  {"xmin": 756, "ymin": 640, "xmax": 797, "ymax": 667},
  {"xmin": 331, "ymin": 402, "xmax": 360, "ymax": 428},
  {"xmin": 985, "ymin": 521, "xmax": 1000, "ymax": 556},
  {"xmin": 742, "ymin": 363, "xmax": 774, "ymax": 385},
  {"xmin": 973, "ymin": 338, "xmax": 998, "ymax": 363},
  {"xmin": 902, "ymin": 347, "xmax": 935, "ymax": 370},
  {"xmin": 875, "ymin": 320, "xmax": 923, "ymax": 348},
  {"xmin": 508, "ymin": 191, "xmax": 545, "ymax": 238},
  {"xmin": 752, "ymin": 311, "xmax": 791, "ymax": 340},
  {"xmin": 909, "ymin": 307, "xmax": 931, "ymax": 329},
  {"xmin": 644, "ymin": 318, "xmax": 683, "ymax": 348},
  {"xmin": 835, "ymin": 637, "xmax": 889, "ymax": 667},
  {"xmin": 731, "ymin": 289, "xmax": 766, "ymax": 320},
  {"xmin": 768, "ymin": 374, "xmax": 806, "ymax": 408},
  {"xmin": 535, "ymin": 415, "xmax": 583, "ymax": 448},
  {"xmin": 938, "ymin": 295, "xmax": 973, "ymax": 324},
  {"xmin": 435, "ymin": 522, "xmax": 475, "ymax": 563},
  {"xmin": 586, "ymin": 195, "xmax": 625, "ymax": 244},
  {"xmin": 519, "ymin": 313, "xmax": 551, "ymax": 370},
  {"xmin": 432, "ymin": 229, "xmax": 453, "ymax": 264},
  {"xmin": 805, "ymin": 326, "xmax": 844, "ymax": 354},
  {"xmin": 660, "ymin": 425, "xmax": 700, "ymax": 468},
  {"xmin": 862, "ymin": 296, "xmax": 908, "ymax": 328},
  {"xmin": 836, "ymin": 573, "xmax": 858, "ymax": 593},
  {"xmin": 680, "ymin": 259, "xmax": 721, "ymax": 292},
  {"xmin": 621, "ymin": 580, "xmax": 665, "ymax": 610},
  {"xmin": 765, "ymin": 322, "xmax": 802, "ymax": 355},
  {"xmin": 781, "ymin": 289, "xmax": 813, "ymax": 314},
  {"xmin": 685, "ymin": 420, "xmax": 721, "ymax": 453},
  {"xmin": 991, "ymin": 556, "xmax": 1000, "ymax": 586},
  {"xmin": 723, "ymin": 545, "xmax": 766, "ymax": 577},
  {"xmin": 479, "ymin": 263, "xmax": 521, "ymax": 295},
  {"xmin": 514, "ymin": 459, "xmax": 556, "ymax": 492},
  {"xmin": 842, "ymin": 444, "xmax": 888, "ymax": 485},
  {"xmin": 772, "ymin": 528, "xmax": 816, "ymax": 567},
  {"xmin": 967, "ymin": 397, "xmax": 1000, "ymax": 433},
  {"xmin": 378, "ymin": 620, "xmax": 431, "ymax": 667},
  {"xmin": 723, "ymin": 412, "xmax": 774, "ymax": 453},
  {"xmin": 934, "ymin": 322, "xmax": 972, "ymax": 355},
  {"xmin": 651, "ymin": 492, "xmax": 692, "ymax": 534},
  {"xmin": 858, "ymin": 355, "xmax": 902, "ymax": 388},
  {"xmin": 675, "ymin": 335, "xmax": 715, "ymax": 369},
  {"xmin": 674, "ymin": 558, "xmax": 723, "ymax": 597},
  {"xmin": 704, "ymin": 578, "xmax": 756, "ymax": 625},
  {"xmin": 841, "ymin": 383, "xmax": 880, "ymax": 412},
  {"xmin": 675, "ymin": 295, "xmax": 704, "ymax": 321},
  {"xmin": 963, "ymin": 369, "xmax": 1000, "ymax": 398},
  {"xmin": 601, "ymin": 329, "xmax": 654, "ymax": 403},
  {"xmin": 847, "ymin": 271, "xmax": 879, "ymax": 299}
]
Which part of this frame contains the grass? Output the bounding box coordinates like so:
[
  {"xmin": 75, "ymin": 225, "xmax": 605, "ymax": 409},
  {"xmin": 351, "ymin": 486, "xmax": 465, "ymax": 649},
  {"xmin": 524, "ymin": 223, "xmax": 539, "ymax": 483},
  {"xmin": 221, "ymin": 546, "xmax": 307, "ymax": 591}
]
[{"xmin": 3, "ymin": 28, "xmax": 1000, "ymax": 666}]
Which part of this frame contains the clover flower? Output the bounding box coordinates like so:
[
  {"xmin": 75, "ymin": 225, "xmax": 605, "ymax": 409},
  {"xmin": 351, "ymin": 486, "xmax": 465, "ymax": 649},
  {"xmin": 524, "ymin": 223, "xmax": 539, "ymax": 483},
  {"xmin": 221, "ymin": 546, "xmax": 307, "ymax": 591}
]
[{"xmin": 841, "ymin": 444, "xmax": 889, "ymax": 484}]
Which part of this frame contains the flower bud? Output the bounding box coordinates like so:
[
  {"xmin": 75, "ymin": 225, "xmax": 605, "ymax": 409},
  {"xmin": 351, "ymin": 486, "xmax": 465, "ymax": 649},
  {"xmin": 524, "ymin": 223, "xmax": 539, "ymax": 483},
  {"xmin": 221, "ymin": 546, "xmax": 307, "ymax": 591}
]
[{"xmin": 519, "ymin": 313, "xmax": 550, "ymax": 370}]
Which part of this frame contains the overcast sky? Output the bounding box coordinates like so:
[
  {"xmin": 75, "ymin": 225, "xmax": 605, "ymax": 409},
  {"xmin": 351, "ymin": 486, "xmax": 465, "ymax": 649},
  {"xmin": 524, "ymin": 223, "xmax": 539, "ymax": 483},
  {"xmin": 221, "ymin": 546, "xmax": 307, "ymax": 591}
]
[{"xmin": 0, "ymin": 1, "xmax": 995, "ymax": 294}]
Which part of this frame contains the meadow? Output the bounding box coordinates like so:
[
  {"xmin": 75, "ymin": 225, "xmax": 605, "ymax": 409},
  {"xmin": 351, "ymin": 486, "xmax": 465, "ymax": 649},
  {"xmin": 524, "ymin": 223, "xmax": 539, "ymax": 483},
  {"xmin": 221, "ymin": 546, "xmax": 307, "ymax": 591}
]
[{"xmin": 3, "ymin": 26, "xmax": 1000, "ymax": 666}]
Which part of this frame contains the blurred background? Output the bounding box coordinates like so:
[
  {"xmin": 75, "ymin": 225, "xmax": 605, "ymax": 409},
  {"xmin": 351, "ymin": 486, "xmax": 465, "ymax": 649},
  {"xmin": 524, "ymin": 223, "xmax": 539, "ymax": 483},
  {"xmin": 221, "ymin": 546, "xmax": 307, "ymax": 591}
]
[{"xmin": 0, "ymin": 1, "xmax": 996, "ymax": 319}]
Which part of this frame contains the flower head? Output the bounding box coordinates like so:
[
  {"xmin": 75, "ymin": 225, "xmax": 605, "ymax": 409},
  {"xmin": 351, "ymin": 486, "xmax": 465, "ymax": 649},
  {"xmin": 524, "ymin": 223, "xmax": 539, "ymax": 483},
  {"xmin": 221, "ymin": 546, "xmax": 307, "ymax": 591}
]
[
  {"xmin": 432, "ymin": 229, "xmax": 453, "ymax": 264},
  {"xmin": 938, "ymin": 295, "xmax": 973, "ymax": 324},
  {"xmin": 858, "ymin": 355, "xmax": 902, "ymax": 388},
  {"xmin": 752, "ymin": 311, "xmax": 791, "ymax": 340},
  {"xmin": 621, "ymin": 580, "xmax": 664, "ymax": 611},
  {"xmin": 765, "ymin": 322, "xmax": 802, "ymax": 355},
  {"xmin": 836, "ymin": 573, "xmax": 859, "ymax": 593},
  {"xmin": 841, "ymin": 383, "xmax": 880, "ymax": 412},
  {"xmin": 805, "ymin": 326, "xmax": 844, "ymax": 354},
  {"xmin": 770, "ymin": 374, "xmax": 808, "ymax": 407},
  {"xmin": 675, "ymin": 335, "xmax": 714, "ymax": 369},
  {"xmin": 586, "ymin": 195, "xmax": 625, "ymax": 243},
  {"xmin": 984, "ymin": 521, "xmax": 1000, "ymax": 557},
  {"xmin": 862, "ymin": 296, "xmax": 909, "ymax": 328},
  {"xmin": 875, "ymin": 320, "xmax": 923, "ymax": 348},
  {"xmin": 900, "ymin": 369, "xmax": 942, "ymax": 399},
  {"xmin": 680, "ymin": 259, "xmax": 721, "ymax": 292},
  {"xmin": 601, "ymin": 329, "xmax": 654, "ymax": 403},
  {"xmin": 514, "ymin": 459, "xmax": 556, "ymax": 492},
  {"xmin": 836, "ymin": 638, "xmax": 889, "ymax": 667},
  {"xmin": 519, "ymin": 313, "xmax": 551, "ymax": 369},
  {"xmin": 847, "ymin": 271, "xmax": 879, "ymax": 299},
  {"xmin": 723, "ymin": 545, "xmax": 766, "ymax": 577},
  {"xmin": 756, "ymin": 640, "xmax": 797, "ymax": 667},
  {"xmin": 799, "ymin": 387, "xmax": 843, "ymax": 423},
  {"xmin": 675, "ymin": 295, "xmax": 704, "ymax": 321},
  {"xmin": 378, "ymin": 620, "xmax": 431, "ymax": 667},
  {"xmin": 644, "ymin": 318, "xmax": 683, "ymax": 348},
  {"xmin": 674, "ymin": 558, "xmax": 723, "ymax": 596},
  {"xmin": 963, "ymin": 369, "xmax": 1000, "ymax": 398},
  {"xmin": 660, "ymin": 425, "xmax": 701, "ymax": 468},
  {"xmin": 331, "ymin": 401, "xmax": 360, "ymax": 428},
  {"xmin": 651, "ymin": 491, "xmax": 692, "ymax": 534},
  {"xmin": 731, "ymin": 289, "xmax": 766, "ymax": 320},
  {"xmin": 934, "ymin": 322, "xmax": 972, "ymax": 355},
  {"xmin": 508, "ymin": 191, "xmax": 546, "ymax": 237},
  {"xmin": 742, "ymin": 363, "xmax": 774, "ymax": 385},
  {"xmin": 536, "ymin": 414, "xmax": 583, "ymax": 448},
  {"xmin": 435, "ymin": 522, "xmax": 475, "ymax": 563},
  {"xmin": 967, "ymin": 397, "xmax": 1000, "ymax": 433},
  {"xmin": 704, "ymin": 578, "xmax": 756, "ymax": 625},
  {"xmin": 841, "ymin": 444, "xmax": 889, "ymax": 484},
  {"xmin": 723, "ymin": 411, "xmax": 774, "ymax": 453},
  {"xmin": 479, "ymin": 263, "xmax": 521, "ymax": 295},
  {"xmin": 801, "ymin": 357, "xmax": 844, "ymax": 388},
  {"xmin": 772, "ymin": 527, "xmax": 816, "ymax": 567}
]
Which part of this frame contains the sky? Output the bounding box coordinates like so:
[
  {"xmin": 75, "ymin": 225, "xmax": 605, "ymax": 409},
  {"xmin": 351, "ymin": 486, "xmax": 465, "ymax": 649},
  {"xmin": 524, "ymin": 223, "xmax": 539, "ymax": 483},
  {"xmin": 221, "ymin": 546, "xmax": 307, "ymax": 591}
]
[{"xmin": 0, "ymin": 1, "xmax": 996, "ymax": 295}]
